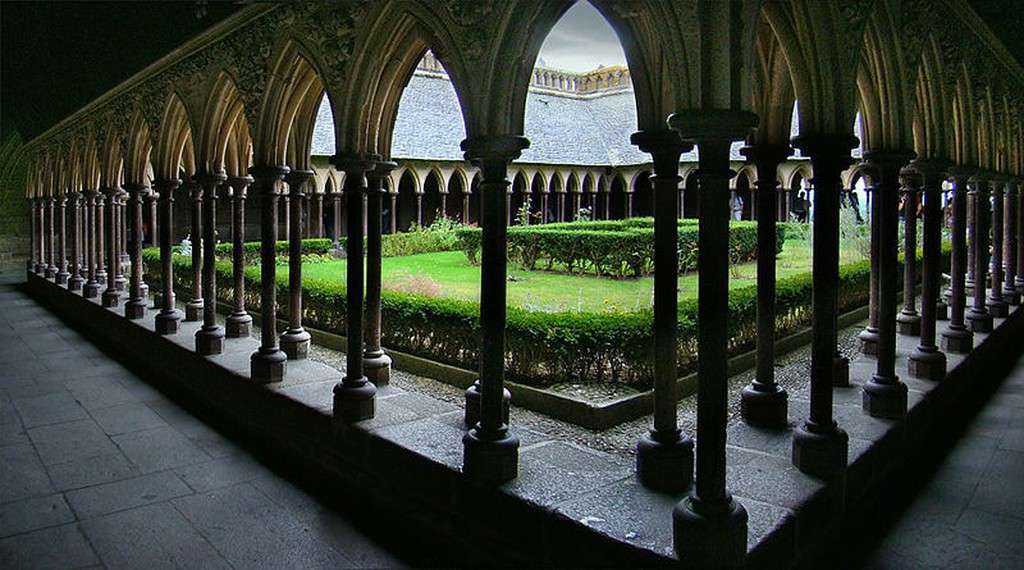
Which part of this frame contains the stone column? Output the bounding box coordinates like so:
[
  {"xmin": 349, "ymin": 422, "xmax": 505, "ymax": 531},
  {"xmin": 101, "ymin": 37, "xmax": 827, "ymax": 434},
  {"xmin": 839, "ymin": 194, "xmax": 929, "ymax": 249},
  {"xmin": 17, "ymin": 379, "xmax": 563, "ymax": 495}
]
[
  {"xmin": 43, "ymin": 197, "xmax": 56, "ymax": 279},
  {"xmin": 147, "ymin": 191, "xmax": 159, "ymax": 248},
  {"xmin": 858, "ymin": 183, "xmax": 881, "ymax": 354},
  {"xmin": 1003, "ymin": 182, "xmax": 1020, "ymax": 305},
  {"xmin": 195, "ymin": 173, "xmax": 226, "ymax": 355},
  {"xmin": 740, "ymin": 144, "xmax": 792, "ymax": 427},
  {"xmin": 280, "ymin": 169, "xmax": 314, "ymax": 360},
  {"xmin": 462, "ymin": 194, "xmax": 470, "ymax": 226},
  {"xmin": 908, "ymin": 160, "xmax": 947, "ymax": 380},
  {"xmin": 153, "ymin": 179, "xmax": 182, "ymax": 334},
  {"xmin": 667, "ymin": 112, "xmax": 755, "ymax": 567},
  {"xmin": 461, "ymin": 136, "xmax": 527, "ymax": 484},
  {"xmin": 101, "ymin": 188, "xmax": 121, "ymax": 308},
  {"xmin": 314, "ymin": 193, "xmax": 324, "ymax": 237},
  {"xmin": 631, "ymin": 130, "xmax": 694, "ymax": 492},
  {"xmin": 124, "ymin": 184, "xmax": 148, "ymax": 320},
  {"xmin": 83, "ymin": 191, "xmax": 102, "ymax": 298},
  {"xmin": 986, "ymin": 179, "xmax": 1008, "ymax": 317},
  {"xmin": 282, "ymin": 196, "xmax": 291, "ymax": 245},
  {"xmin": 364, "ymin": 161, "xmax": 397, "ymax": 384},
  {"xmin": 184, "ymin": 182, "xmax": 204, "ymax": 322},
  {"xmin": 114, "ymin": 190, "xmax": 128, "ymax": 291},
  {"xmin": 68, "ymin": 193, "xmax": 84, "ymax": 291},
  {"xmin": 966, "ymin": 176, "xmax": 994, "ymax": 332},
  {"xmin": 56, "ymin": 195, "xmax": 69, "ymax": 286},
  {"xmin": 249, "ymin": 166, "xmax": 289, "ymax": 382},
  {"xmin": 941, "ymin": 170, "xmax": 974, "ymax": 353},
  {"xmin": 332, "ymin": 155, "xmax": 377, "ymax": 420},
  {"xmin": 1016, "ymin": 178, "xmax": 1024, "ymax": 294},
  {"xmin": 558, "ymin": 193, "xmax": 566, "ymax": 221},
  {"xmin": 28, "ymin": 198, "xmax": 38, "ymax": 276},
  {"xmin": 225, "ymin": 177, "xmax": 254, "ymax": 338},
  {"xmin": 791, "ymin": 134, "xmax": 856, "ymax": 479},
  {"xmin": 96, "ymin": 192, "xmax": 107, "ymax": 284},
  {"xmin": 896, "ymin": 170, "xmax": 921, "ymax": 335},
  {"xmin": 966, "ymin": 191, "xmax": 975, "ymax": 293},
  {"xmin": 863, "ymin": 151, "xmax": 914, "ymax": 419}
]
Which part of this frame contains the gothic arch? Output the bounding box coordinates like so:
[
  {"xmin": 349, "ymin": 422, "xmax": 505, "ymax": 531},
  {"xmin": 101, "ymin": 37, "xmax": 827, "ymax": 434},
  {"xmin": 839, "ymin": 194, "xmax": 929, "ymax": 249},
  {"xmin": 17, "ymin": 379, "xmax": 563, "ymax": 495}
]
[
  {"xmin": 196, "ymin": 72, "xmax": 253, "ymax": 176},
  {"xmin": 151, "ymin": 93, "xmax": 196, "ymax": 180}
]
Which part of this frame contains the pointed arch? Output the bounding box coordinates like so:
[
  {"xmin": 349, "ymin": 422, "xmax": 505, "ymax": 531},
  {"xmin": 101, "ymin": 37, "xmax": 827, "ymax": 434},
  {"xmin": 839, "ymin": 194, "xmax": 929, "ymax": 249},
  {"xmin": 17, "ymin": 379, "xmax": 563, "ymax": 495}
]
[
  {"xmin": 152, "ymin": 93, "xmax": 196, "ymax": 180},
  {"xmin": 196, "ymin": 71, "xmax": 254, "ymax": 176}
]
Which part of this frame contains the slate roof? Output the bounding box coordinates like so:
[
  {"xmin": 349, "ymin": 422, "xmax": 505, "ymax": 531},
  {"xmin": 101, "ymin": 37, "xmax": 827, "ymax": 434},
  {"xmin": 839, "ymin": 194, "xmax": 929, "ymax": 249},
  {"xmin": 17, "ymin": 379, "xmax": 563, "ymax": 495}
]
[{"xmin": 310, "ymin": 71, "xmax": 810, "ymax": 166}]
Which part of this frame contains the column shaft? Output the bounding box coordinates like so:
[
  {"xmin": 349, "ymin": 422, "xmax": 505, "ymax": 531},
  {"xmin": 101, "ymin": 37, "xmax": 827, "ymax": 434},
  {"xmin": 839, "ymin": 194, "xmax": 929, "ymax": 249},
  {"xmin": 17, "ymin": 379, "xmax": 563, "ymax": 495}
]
[
  {"xmin": 154, "ymin": 179, "xmax": 181, "ymax": 334},
  {"xmin": 364, "ymin": 162, "xmax": 397, "ymax": 384},
  {"xmin": 225, "ymin": 178, "xmax": 253, "ymax": 338},
  {"xmin": 196, "ymin": 174, "xmax": 225, "ymax": 355},
  {"xmin": 185, "ymin": 184, "xmax": 204, "ymax": 322},
  {"xmin": 987, "ymin": 181, "xmax": 1008, "ymax": 316},
  {"xmin": 281, "ymin": 170, "xmax": 313, "ymax": 360},
  {"xmin": 967, "ymin": 178, "xmax": 993, "ymax": 332},
  {"xmin": 250, "ymin": 166, "xmax": 288, "ymax": 383},
  {"xmin": 942, "ymin": 173, "xmax": 974, "ymax": 352},
  {"xmin": 1003, "ymin": 183, "xmax": 1019, "ymax": 303},
  {"xmin": 101, "ymin": 188, "xmax": 120, "ymax": 307},
  {"xmin": 908, "ymin": 162, "xmax": 947, "ymax": 379},
  {"xmin": 125, "ymin": 185, "xmax": 147, "ymax": 319},
  {"xmin": 897, "ymin": 172, "xmax": 921, "ymax": 335}
]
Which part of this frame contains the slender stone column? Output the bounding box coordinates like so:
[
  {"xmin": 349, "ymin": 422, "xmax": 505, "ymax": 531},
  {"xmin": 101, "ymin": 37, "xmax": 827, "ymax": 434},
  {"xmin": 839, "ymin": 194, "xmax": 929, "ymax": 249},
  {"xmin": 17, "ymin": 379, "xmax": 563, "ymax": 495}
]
[
  {"xmin": 460, "ymin": 136, "xmax": 527, "ymax": 483},
  {"xmin": 863, "ymin": 151, "xmax": 914, "ymax": 419},
  {"xmin": 184, "ymin": 182, "xmax": 204, "ymax": 322},
  {"xmin": 740, "ymin": 144, "xmax": 792, "ymax": 427},
  {"xmin": 332, "ymin": 155, "xmax": 377, "ymax": 420},
  {"xmin": 631, "ymin": 130, "xmax": 695, "ymax": 492},
  {"xmin": 896, "ymin": 170, "xmax": 921, "ymax": 335},
  {"xmin": 68, "ymin": 193, "xmax": 84, "ymax": 291},
  {"xmin": 114, "ymin": 190, "xmax": 128, "ymax": 291},
  {"xmin": 43, "ymin": 197, "xmax": 57, "ymax": 279},
  {"xmin": 96, "ymin": 193, "xmax": 107, "ymax": 284},
  {"xmin": 966, "ymin": 176, "xmax": 994, "ymax": 332},
  {"xmin": 908, "ymin": 160, "xmax": 948, "ymax": 379},
  {"xmin": 101, "ymin": 188, "xmax": 121, "ymax": 308},
  {"xmin": 153, "ymin": 179, "xmax": 183, "ymax": 334},
  {"xmin": 364, "ymin": 161, "xmax": 397, "ymax": 384},
  {"xmin": 225, "ymin": 177, "xmax": 253, "ymax": 337},
  {"xmin": 1003, "ymin": 182, "xmax": 1020, "ymax": 305},
  {"xmin": 314, "ymin": 193, "xmax": 324, "ymax": 237},
  {"xmin": 83, "ymin": 190, "xmax": 102, "ymax": 298},
  {"xmin": 56, "ymin": 195, "xmax": 69, "ymax": 286},
  {"xmin": 249, "ymin": 166, "xmax": 289, "ymax": 383},
  {"xmin": 859, "ymin": 183, "xmax": 881, "ymax": 354},
  {"xmin": 124, "ymin": 184, "xmax": 148, "ymax": 320},
  {"xmin": 1016, "ymin": 178, "xmax": 1024, "ymax": 294},
  {"xmin": 790, "ymin": 134, "xmax": 855, "ymax": 479},
  {"xmin": 28, "ymin": 198, "xmax": 38, "ymax": 276},
  {"xmin": 195, "ymin": 173, "xmax": 226, "ymax": 355},
  {"xmin": 280, "ymin": 169, "xmax": 314, "ymax": 360},
  {"xmin": 941, "ymin": 170, "xmax": 974, "ymax": 353},
  {"xmin": 147, "ymin": 191, "xmax": 159, "ymax": 248},
  {"xmin": 986, "ymin": 179, "xmax": 1008, "ymax": 317},
  {"xmin": 966, "ymin": 192, "xmax": 975, "ymax": 293},
  {"xmin": 668, "ymin": 112, "xmax": 755, "ymax": 567}
]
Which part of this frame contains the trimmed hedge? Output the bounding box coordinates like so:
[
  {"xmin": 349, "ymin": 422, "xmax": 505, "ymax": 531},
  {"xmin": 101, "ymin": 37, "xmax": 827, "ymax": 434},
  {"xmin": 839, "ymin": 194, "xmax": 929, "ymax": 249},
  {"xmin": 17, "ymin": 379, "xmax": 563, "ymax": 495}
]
[
  {"xmin": 141, "ymin": 241, "xmax": 948, "ymax": 390},
  {"xmin": 214, "ymin": 238, "xmax": 333, "ymax": 264},
  {"xmin": 456, "ymin": 219, "xmax": 783, "ymax": 278},
  {"xmin": 213, "ymin": 232, "xmax": 461, "ymax": 265}
]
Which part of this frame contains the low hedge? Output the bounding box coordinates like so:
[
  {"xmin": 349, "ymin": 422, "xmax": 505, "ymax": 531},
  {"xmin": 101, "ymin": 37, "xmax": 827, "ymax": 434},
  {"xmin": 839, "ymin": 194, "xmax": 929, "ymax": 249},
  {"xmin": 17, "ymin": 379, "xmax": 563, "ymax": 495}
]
[
  {"xmin": 456, "ymin": 220, "xmax": 783, "ymax": 278},
  {"xmin": 215, "ymin": 239, "xmax": 333, "ymax": 264},
  {"xmin": 141, "ymin": 242, "xmax": 949, "ymax": 390},
  {"xmin": 214, "ymin": 232, "xmax": 460, "ymax": 264}
]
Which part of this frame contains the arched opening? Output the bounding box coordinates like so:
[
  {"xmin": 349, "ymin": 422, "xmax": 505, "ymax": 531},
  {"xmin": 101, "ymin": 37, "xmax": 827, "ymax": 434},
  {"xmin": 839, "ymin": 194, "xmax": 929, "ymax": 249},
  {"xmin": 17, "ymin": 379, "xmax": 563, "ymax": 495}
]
[
  {"xmin": 734, "ymin": 171, "xmax": 752, "ymax": 220},
  {"xmin": 566, "ymin": 172, "xmax": 581, "ymax": 221},
  {"xmin": 632, "ymin": 170, "xmax": 653, "ymax": 217},
  {"xmin": 511, "ymin": 170, "xmax": 530, "ymax": 225},
  {"xmin": 468, "ymin": 171, "xmax": 481, "ymax": 225},
  {"xmin": 446, "ymin": 170, "xmax": 467, "ymax": 223},
  {"xmin": 609, "ymin": 173, "xmax": 626, "ymax": 219},
  {"xmin": 396, "ymin": 169, "xmax": 419, "ymax": 231},
  {"xmin": 530, "ymin": 172, "xmax": 546, "ymax": 223},
  {"xmin": 323, "ymin": 177, "xmax": 338, "ymax": 238},
  {"xmin": 548, "ymin": 172, "xmax": 564, "ymax": 221},
  {"xmin": 683, "ymin": 170, "xmax": 700, "ymax": 218},
  {"xmin": 422, "ymin": 169, "xmax": 443, "ymax": 227},
  {"xmin": 789, "ymin": 172, "xmax": 809, "ymax": 223}
]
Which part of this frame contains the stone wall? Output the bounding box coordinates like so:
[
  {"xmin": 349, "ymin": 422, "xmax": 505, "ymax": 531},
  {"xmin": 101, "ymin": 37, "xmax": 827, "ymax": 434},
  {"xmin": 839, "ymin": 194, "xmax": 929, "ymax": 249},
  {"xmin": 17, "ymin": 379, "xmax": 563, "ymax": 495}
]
[{"xmin": 0, "ymin": 133, "xmax": 30, "ymax": 268}]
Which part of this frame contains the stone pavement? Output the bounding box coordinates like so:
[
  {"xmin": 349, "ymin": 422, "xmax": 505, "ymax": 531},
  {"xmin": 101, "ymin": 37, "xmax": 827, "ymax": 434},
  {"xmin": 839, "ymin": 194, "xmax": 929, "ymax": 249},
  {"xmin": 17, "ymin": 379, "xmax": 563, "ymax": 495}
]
[
  {"xmin": 856, "ymin": 355, "xmax": 1024, "ymax": 569},
  {"xmin": 0, "ymin": 270, "xmax": 409, "ymax": 569}
]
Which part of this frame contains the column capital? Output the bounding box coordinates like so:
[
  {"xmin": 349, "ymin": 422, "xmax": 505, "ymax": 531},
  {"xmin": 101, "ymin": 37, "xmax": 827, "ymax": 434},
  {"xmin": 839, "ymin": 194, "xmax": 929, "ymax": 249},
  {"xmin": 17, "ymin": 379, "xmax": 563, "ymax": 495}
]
[
  {"xmin": 899, "ymin": 166, "xmax": 923, "ymax": 191},
  {"xmin": 330, "ymin": 153, "xmax": 379, "ymax": 174},
  {"xmin": 740, "ymin": 143, "xmax": 793, "ymax": 166},
  {"xmin": 284, "ymin": 169, "xmax": 315, "ymax": 197},
  {"xmin": 367, "ymin": 160, "xmax": 397, "ymax": 192},
  {"xmin": 667, "ymin": 109, "xmax": 757, "ymax": 143},
  {"xmin": 151, "ymin": 178, "xmax": 181, "ymax": 194},
  {"xmin": 226, "ymin": 176, "xmax": 253, "ymax": 199},
  {"xmin": 193, "ymin": 171, "xmax": 227, "ymax": 189},
  {"xmin": 461, "ymin": 135, "xmax": 529, "ymax": 164},
  {"xmin": 123, "ymin": 182, "xmax": 149, "ymax": 195},
  {"xmin": 630, "ymin": 129, "xmax": 693, "ymax": 156},
  {"xmin": 248, "ymin": 165, "xmax": 289, "ymax": 196},
  {"xmin": 792, "ymin": 134, "xmax": 859, "ymax": 173},
  {"xmin": 909, "ymin": 158, "xmax": 951, "ymax": 182}
]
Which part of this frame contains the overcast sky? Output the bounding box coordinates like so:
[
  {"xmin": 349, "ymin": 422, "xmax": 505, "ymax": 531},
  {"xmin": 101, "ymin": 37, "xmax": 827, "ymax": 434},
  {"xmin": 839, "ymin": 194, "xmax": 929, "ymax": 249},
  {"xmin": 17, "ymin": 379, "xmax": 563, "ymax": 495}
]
[{"xmin": 536, "ymin": 1, "xmax": 627, "ymax": 72}]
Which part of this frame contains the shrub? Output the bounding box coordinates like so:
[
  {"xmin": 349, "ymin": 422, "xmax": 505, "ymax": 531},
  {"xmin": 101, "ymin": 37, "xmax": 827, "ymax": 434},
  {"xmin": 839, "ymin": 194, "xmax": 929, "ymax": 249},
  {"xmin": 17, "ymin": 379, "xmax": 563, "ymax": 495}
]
[
  {"xmin": 456, "ymin": 219, "xmax": 782, "ymax": 278},
  {"xmin": 215, "ymin": 238, "xmax": 333, "ymax": 265}
]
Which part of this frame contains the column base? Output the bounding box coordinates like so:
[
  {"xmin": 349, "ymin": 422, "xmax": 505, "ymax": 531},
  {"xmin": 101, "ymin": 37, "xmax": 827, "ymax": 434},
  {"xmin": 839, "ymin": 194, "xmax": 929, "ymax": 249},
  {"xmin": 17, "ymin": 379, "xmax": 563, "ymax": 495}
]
[
  {"xmin": 280, "ymin": 328, "xmax": 311, "ymax": 360},
  {"xmin": 862, "ymin": 377, "xmax": 908, "ymax": 419},
  {"xmin": 68, "ymin": 276, "xmax": 84, "ymax": 292},
  {"xmin": 251, "ymin": 348, "xmax": 287, "ymax": 384},
  {"xmin": 935, "ymin": 300, "xmax": 949, "ymax": 321},
  {"xmin": 101, "ymin": 288, "xmax": 120, "ymax": 308},
  {"xmin": 83, "ymin": 281, "xmax": 100, "ymax": 299},
  {"xmin": 908, "ymin": 346, "xmax": 947, "ymax": 381},
  {"xmin": 225, "ymin": 312, "xmax": 253, "ymax": 338},
  {"xmin": 858, "ymin": 327, "xmax": 879, "ymax": 356},
  {"xmin": 464, "ymin": 380, "xmax": 511, "ymax": 428},
  {"xmin": 56, "ymin": 271, "xmax": 69, "ymax": 286},
  {"xmin": 125, "ymin": 299, "xmax": 146, "ymax": 320},
  {"xmin": 196, "ymin": 325, "xmax": 225, "ymax": 356},
  {"xmin": 940, "ymin": 325, "xmax": 974, "ymax": 353},
  {"xmin": 740, "ymin": 384, "xmax": 788, "ymax": 428},
  {"xmin": 185, "ymin": 300, "xmax": 203, "ymax": 322},
  {"xmin": 1016, "ymin": 277, "xmax": 1024, "ymax": 294},
  {"xmin": 792, "ymin": 422, "xmax": 848, "ymax": 479},
  {"xmin": 33, "ymin": 263, "xmax": 45, "ymax": 274},
  {"xmin": 966, "ymin": 309, "xmax": 993, "ymax": 333},
  {"xmin": 332, "ymin": 377, "xmax": 376, "ymax": 421},
  {"xmin": 833, "ymin": 354, "xmax": 850, "ymax": 387},
  {"xmin": 45, "ymin": 266, "xmax": 57, "ymax": 280},
  {"xmin": 363, "ymin": 350, "xmax": 392, "ymax": 385},
  {"xmin": 673, "ymin": 495, "xmax": 748, "ymax": 568},
  {"xmin": 114, "ymin": 276, "xmax": 127, "ymax": 291},
  {"xmin": 154, "ymin": 309, "xmax": 182, "ymax": 335},
  {"xmin": 635, "ymin": 431, "xmax": 694, "ymax": 492},
  {"xmin": 152, "ymin": 292, "xmax": 163, "ymax": 309},
  {"xmin": 96, "ymin": 269, "xmax": 107, "ymax": 283},
  {"xmin": 896, "ymin": 311, "xmax": 921, "ymax": 336},
  {"xmin": 1001, "ymin": 285, "xmax": 1020, "ymax": 305},
  {"xmin": 139, "ymin": 282, "xmax": 149, "ymax": 298},
  {"xmin": 462, "ymin": 428, "xmax": 520, "ymax": 483},
  {"xmin": 985, "ymin": 298, "xmax": 1008, "ymax": 318}
]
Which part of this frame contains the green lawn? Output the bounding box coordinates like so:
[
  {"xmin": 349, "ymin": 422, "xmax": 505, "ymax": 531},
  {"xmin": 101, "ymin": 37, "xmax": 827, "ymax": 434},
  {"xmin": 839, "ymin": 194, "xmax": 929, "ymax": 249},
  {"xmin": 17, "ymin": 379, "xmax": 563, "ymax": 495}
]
[{"xmin": 291, "ymin": 237, "xmax": 864, "ymax": 313}]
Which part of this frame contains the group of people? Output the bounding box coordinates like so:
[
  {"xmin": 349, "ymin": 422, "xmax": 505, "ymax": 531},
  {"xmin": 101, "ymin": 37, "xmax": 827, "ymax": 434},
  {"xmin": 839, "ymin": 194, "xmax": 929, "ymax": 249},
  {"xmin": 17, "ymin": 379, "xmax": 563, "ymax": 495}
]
[{"xmin": 788, "ymin": 189, "xmax": 865, "ymax": 224}]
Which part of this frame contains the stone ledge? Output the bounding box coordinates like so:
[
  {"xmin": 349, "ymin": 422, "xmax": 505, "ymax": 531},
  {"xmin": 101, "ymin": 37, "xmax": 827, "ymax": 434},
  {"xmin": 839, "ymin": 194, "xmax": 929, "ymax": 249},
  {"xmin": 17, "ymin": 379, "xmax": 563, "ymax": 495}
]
[{"xmin": 24, "ymin": 273, "xmax": 1024, "ymax": 568}]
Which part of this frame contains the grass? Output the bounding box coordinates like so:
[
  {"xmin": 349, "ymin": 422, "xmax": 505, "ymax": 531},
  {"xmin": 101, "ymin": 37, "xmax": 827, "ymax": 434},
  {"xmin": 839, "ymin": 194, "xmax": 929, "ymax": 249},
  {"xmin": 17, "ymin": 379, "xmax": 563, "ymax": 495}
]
[{"xmin": 290, "ymin": 237, "xmax": 865, "ymax": 313}]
